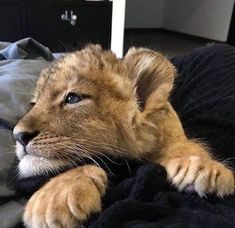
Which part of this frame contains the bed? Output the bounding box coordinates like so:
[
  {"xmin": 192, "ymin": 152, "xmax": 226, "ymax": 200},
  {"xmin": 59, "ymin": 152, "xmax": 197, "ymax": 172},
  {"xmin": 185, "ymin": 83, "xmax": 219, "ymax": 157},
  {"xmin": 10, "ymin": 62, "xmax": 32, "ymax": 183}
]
[{"xmin": 0, "ymin": 38, "xmax": 235, "ymax": 228}]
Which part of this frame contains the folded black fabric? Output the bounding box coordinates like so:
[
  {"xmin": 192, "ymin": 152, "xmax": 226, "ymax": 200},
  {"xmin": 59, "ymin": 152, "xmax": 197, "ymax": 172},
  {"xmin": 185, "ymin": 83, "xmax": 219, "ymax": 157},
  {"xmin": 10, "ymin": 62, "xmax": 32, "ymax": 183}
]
[
  {"xmin": 9, "ymin": 44, "xmax": 235, "ymax": 228},
  {"xmin": 87, "ymin": 163, "xmax": 235, "ymax": 228},
  {"xmin": 171, "ymin": 44, "xmax": 235, "ymax": 164}
]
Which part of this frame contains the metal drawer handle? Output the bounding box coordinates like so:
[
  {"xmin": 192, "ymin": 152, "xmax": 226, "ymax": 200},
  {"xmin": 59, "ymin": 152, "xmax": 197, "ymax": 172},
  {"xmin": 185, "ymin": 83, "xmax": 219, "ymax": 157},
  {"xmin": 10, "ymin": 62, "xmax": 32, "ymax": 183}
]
[{"xmin": 61, "ymin": 10, "xmax": 77, "ymax": 26}]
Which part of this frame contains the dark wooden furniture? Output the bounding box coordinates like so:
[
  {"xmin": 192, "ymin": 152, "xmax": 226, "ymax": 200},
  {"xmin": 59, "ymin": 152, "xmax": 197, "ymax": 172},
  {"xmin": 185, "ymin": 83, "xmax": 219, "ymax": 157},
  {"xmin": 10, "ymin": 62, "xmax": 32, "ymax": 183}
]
[
  {"xmin": 0, "ymin": 0, "xmax": 112, "ymax": 52},
  {"xmin": 228, "ymin": 4, "xmax": 235, "ymax": 46}
]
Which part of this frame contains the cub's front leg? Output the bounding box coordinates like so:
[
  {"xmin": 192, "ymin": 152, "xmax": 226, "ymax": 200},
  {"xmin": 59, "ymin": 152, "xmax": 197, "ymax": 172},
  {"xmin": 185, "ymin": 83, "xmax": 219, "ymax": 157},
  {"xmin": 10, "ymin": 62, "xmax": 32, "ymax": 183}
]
[
  {"xmin": 160, "ymin": 141, "xmax": 235, "ymax": 197},
  {"xmin": 23, "ymin": 165, "xmax": 107, "ymax": 228},
  {"xmin": 123, "ymin": 47, "xmax": 234, "ymax": 198}
]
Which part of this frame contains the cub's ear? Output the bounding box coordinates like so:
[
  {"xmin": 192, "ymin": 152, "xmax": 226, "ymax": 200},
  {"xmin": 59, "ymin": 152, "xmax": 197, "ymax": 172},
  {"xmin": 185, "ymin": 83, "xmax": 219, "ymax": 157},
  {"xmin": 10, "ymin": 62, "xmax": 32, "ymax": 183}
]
[{"xmin": 124, "ymin": 47, "xmax": 176, "ymax": 113}]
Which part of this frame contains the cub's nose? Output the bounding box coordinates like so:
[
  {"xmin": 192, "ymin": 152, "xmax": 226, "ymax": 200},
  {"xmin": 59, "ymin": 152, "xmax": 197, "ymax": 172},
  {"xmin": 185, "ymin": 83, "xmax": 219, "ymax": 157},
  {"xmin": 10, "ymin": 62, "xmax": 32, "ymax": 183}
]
[{"xmin": 14, "ymin": 131, "xmax": 39, "ymax": 146}]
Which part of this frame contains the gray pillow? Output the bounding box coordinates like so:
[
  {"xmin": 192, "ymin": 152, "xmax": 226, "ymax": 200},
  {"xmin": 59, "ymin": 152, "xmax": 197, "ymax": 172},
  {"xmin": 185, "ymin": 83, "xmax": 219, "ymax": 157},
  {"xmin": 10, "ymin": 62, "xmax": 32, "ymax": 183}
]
[{"xmin": 0, "ymin": 38, "xmax": 53, "ymax": 227}]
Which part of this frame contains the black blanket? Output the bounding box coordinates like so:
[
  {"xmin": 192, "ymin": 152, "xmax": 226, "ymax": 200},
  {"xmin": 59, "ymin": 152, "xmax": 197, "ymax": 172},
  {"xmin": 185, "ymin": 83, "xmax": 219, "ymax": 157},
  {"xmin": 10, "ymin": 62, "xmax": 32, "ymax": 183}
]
[
  {"xmin": 88, "ymin": 163, "xmax": 235, "ymax": 228},
  {"xmin": 9, "ymin": 44, "xmax": 235, "ymax": 228}
]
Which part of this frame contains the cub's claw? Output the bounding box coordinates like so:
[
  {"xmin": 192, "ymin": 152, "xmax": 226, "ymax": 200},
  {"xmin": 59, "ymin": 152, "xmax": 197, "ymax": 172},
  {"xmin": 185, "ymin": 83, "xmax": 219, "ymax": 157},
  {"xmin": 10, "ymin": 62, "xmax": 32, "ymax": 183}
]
[
  {"xmin": 23, "ymin": 165, "xmax": 107, "ymax": 228},
  {"xmin": 162, "ymin": 155, "xmax": 234, "ymax": 197}
]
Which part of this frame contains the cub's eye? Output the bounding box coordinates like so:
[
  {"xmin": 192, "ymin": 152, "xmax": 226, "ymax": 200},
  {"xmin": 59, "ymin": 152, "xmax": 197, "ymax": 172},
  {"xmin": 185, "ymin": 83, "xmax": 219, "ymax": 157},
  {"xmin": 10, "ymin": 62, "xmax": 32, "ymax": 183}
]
[{"xmin": 65, "ymin": 92, "xmax": 90, "ymax": 104}]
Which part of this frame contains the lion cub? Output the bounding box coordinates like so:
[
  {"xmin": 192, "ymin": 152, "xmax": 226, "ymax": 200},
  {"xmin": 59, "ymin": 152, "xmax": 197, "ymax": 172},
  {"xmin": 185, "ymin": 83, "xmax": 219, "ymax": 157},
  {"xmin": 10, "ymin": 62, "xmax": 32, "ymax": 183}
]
[{"xmin": 13, "ymin": 45, "xmax": 234, "ymax": 228}]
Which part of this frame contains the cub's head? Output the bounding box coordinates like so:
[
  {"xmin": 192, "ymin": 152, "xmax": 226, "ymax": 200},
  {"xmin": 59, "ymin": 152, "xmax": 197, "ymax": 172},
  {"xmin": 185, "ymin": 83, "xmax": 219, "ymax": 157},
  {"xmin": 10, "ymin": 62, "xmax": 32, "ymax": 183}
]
[{"xmin": 13, "ymin": 45, "xmax": 176, "ymax": 178}]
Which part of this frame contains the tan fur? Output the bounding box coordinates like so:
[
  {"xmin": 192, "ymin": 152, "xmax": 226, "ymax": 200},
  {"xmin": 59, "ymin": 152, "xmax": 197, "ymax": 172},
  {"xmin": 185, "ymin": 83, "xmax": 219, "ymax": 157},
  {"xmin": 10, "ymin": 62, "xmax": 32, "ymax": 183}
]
[
  {"xmin": 14, "ymin": 45, "xmax": 234, "ymax": 228},
  {"xmin": 23, "ymin": 165, "xmax": 107, "ymax": 227}
]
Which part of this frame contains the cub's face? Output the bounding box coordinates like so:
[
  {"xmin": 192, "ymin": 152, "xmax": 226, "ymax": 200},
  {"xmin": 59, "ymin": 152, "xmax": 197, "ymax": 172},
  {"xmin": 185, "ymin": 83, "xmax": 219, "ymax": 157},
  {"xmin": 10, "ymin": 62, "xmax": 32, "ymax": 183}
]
[{"xmin": 14, "ymin": 45, "xmax": 175, "ymax": 178}]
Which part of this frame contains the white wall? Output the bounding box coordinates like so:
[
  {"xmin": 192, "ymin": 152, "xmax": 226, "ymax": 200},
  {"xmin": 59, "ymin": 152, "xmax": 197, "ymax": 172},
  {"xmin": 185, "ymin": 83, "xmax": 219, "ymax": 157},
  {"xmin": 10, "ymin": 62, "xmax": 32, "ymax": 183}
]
[
  {"xmin": 162, "ymin": 0, "xmax": 235, "ymax": 41},
  {"xmin": 125, "ymin": 0, "xmax": 235, "ymax": 41},
  {"xmin": 125, "ymin": 0, "xmax": 164, "ymax": 28},
  {"xmin": 111, "ymin": 0, "xmax": 126, "ymax": 57}
]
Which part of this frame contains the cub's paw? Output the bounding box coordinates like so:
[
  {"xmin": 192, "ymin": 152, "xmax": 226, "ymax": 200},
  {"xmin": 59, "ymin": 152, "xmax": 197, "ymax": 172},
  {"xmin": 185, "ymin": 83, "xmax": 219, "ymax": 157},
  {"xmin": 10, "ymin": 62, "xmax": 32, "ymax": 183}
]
[
  {"xmin": 161, "ymin": 156, "xmax": 235, "ymax": 197},
  {"xmin": 23, "ymin": 165, "xmax": 107, "ymax": 228}
]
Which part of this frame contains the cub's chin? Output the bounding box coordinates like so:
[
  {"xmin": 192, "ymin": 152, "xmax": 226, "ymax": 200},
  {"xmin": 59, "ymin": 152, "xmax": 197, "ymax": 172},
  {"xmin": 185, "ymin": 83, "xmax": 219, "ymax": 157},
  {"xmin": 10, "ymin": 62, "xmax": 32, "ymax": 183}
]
[
  {"xmin": 15, "ymin": 142, "xmax": 71, "ymax": 178},
  {"xmin": 18, "ymin": 154, "xmax": 68, "ymax": 178}
]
